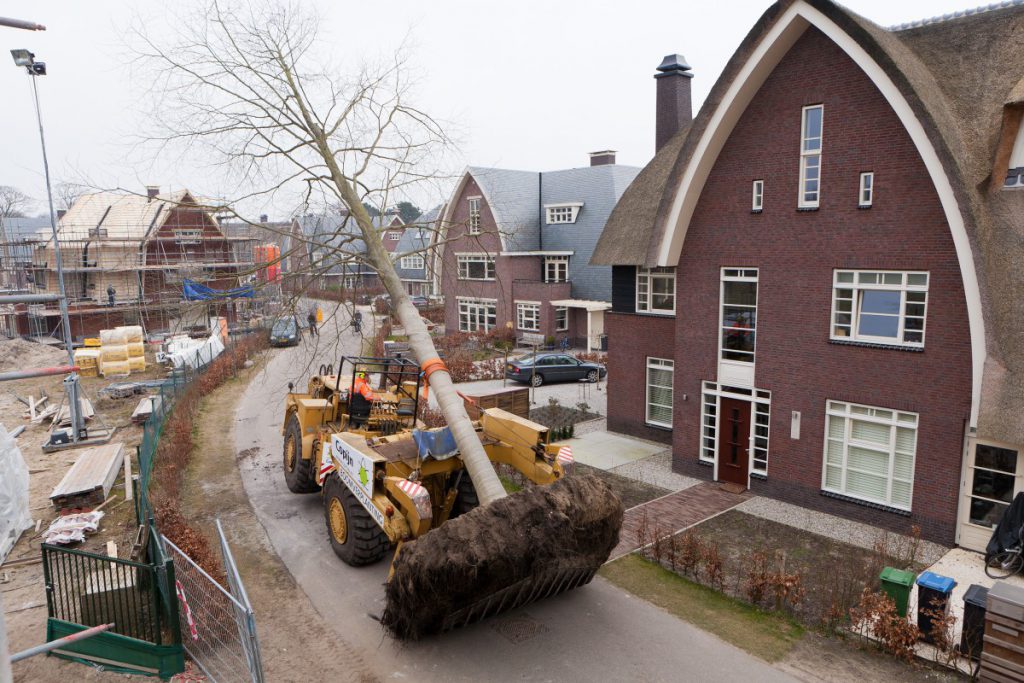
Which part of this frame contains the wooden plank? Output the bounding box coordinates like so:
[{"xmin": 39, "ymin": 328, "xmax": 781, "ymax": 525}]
[
  {"xmin": 105, "ymin": 541, "xmax": 117, "ymax": 558},
  {"xmin": 123, "ymin": 453, "xmax": 133, "ymax": 501},
  {"xmin": 49, "ymin": 443, "xmax": 125, "ymax": 511},
  {"xmin": 130, "ymin": 397, "xmax": 153, "ymax": 424}
]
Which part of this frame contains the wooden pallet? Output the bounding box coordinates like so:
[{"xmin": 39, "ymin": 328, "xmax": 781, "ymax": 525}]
[{"xmin": 49, "ymin": 442, "xmax": 125, "ymax": 511}]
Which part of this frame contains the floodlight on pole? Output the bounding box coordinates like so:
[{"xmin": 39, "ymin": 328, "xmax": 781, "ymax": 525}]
[{"xmin": 12, "ymin": 49, "xmax": 84, "ymax": 443}]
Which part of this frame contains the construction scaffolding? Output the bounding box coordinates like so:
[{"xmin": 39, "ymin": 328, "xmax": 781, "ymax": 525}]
[{"xmin": 0, "ymin": 190, "xmax": 281, "ymax": 340}]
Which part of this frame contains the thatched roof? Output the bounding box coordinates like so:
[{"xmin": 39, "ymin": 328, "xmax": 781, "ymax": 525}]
[{"xmin": 592, "ymin": 0, "xmax": 1024, "ymax": 443}]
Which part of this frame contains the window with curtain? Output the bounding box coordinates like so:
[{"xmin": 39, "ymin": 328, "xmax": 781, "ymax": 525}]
[
  {"xmin": 646, "ymin": 357, "xmax": 674, "ymax": 428},
  {"xmin": 822, "ymin": 400, "xmax": 917, "ymax": 510}
]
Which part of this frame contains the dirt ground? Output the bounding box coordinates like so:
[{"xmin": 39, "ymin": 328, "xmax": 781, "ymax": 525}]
[
  {"xmin": 691, "ymin": 509, "xmax": 923, "ymax": 628},
  {"xmin": 575, "ymin": 463, "xmax": 670, "ymax": 509},
  {"xmin": 176, "ymin": 354, "xmax": 378, "ymax": 682},
  {"xmin": 2, "ymin": 345, "xmax": 175, "ymax": 682}
]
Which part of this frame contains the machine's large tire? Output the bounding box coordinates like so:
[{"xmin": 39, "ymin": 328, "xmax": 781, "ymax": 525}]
[
  {"xmin": 322, "ymin": 475, "xmax": 390, "ymax": 566},
  {"xmin": 450, "ymin": 474, "xmax": 479, "ymax": 518},
  {"xmin": 283, "ymin": 414, "xmax": 319, "ymax": 493}
]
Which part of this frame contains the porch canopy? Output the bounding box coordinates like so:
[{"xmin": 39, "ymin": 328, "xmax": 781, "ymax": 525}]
[{"xmin": 550, "ymin": 299, "xmax": 611, "ymax": 353}]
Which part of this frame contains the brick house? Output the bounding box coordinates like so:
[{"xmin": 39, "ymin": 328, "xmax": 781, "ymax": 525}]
[
  {"xmin": 289, "ymin": 212, "xmax": 403, "ymax": 292},
  {"xmin": 592, "ymin": 0, "xmax": 1024, "ymax": 547},
  {"xmin": 394, "ymin": 205, "xmax": 443, "ymax": 297},
  {"xmin": 26, "ymin": 188, "xmax": 251, "ymax": 338},
  {"xmin": 439, "ymin": 157, "xmax": 639, "ymax": 350}
]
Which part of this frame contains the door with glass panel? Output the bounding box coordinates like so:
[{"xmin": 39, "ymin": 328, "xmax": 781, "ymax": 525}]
[{"xmin": 959, "ymin": 441, "xmax": 1022, "ymax": 552}]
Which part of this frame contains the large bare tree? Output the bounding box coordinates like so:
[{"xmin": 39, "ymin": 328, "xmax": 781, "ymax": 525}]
[{"xmin": 134, "ymin": 0, "xmax": 508, "ymax": 501}]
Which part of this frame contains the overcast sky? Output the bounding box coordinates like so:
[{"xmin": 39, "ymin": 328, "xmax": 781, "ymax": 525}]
[{"xmin": 0, "ymin": 0, "xmax": 983, "ymax": 219}]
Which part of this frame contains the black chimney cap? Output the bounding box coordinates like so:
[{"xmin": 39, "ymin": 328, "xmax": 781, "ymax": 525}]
[{"xmin": 655, "ymin": 54, "xmax": 693, "ymax": 78}]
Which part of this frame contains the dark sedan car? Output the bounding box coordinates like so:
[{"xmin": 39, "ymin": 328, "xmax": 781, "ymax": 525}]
[
  {"xmin": 268, "ymin": 316, "xmax": 301, "ymax": 347},
  {"xmin": 505, "ymin": 353, "xmax": 606, "ymax": 387}
]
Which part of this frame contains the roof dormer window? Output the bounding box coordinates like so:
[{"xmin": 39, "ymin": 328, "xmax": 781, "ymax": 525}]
[{"xmin": 545, "ymin": 203, "xmax": 583, "ymax": 224}]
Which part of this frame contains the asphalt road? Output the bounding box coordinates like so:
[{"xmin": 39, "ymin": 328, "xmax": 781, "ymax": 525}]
[{"xmin": 234, "ymin": 308, "xmax": 797, "ymax": 682}]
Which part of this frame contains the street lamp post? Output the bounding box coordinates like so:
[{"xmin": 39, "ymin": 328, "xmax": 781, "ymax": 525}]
[{"xmin": 11, "ymin": 49, "xmax": 84, "ymax": 443}]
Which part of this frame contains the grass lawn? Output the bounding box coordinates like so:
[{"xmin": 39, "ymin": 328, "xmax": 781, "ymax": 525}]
[{"xmin": 600, "ymin": 554, "xmax": 804, "ymax": 662}]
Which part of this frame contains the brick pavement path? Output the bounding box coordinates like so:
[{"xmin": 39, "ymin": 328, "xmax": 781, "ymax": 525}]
[{"xmin": 609, "ymin": 481, "xmax": 748, "ymax": 560}]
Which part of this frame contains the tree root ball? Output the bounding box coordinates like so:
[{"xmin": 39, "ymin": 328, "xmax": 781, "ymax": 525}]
[{"xmin": 382, "ymin": 473, "xmax": 624, "ymax": 640}]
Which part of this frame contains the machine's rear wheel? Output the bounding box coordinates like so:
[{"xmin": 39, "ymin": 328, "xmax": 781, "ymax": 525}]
[
  {"xmin": 451, "ymin": 474, "xmax": 479, "ymax": 518},
  {"xmin": 283, "ymin": 414, "xmax": 319, "ymax": 493},
  {"xmin": 531, "ymin": 373, "xmax": 544, "ymax": 387},
  {"xmin": 323, "ymin": 475, "xmax": 390, "ymax": 566}
]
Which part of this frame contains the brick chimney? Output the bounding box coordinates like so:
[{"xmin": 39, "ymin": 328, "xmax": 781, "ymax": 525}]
[
  {"xmin": 654, "ymin": 54, "xmax": 693, "ymax": 151},
  {"xmin": 57, "ymin": 209, "xmax": 66, "ymax": 220},
  {"xmin": 146, "ymin": 186, "xmax": 160, "ymax": 201},
  {"xmin": 589, "ymin": 150, "xmax": 617, "ymax": 166}
]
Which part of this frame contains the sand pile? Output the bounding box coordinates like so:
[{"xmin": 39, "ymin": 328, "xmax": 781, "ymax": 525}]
[
  {"xmin": 0, "ymin": 339, "xmax": 67, "ymax": 372},
  {"xmin": 382, "ymin": 473, "xmax": 624, "ymax": 640}
]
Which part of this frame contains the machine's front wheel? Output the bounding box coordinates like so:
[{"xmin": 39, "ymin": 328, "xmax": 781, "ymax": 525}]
[
  {"xmin": 283, "ymin": 414, "xmax": 320, "ymax": 493},
  {"xmin": 322, "ymin": 475, "xmax": 390, "ymax": 566}
]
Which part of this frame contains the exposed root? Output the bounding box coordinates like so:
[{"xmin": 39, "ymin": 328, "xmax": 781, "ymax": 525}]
[{"xmin": 382, "ymin": 473, "xmax": 623, "ymax": 640}]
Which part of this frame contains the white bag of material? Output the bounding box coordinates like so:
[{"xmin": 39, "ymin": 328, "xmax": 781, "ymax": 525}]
[
  {"xmin": 168, "ymin": 334, "xmax": 224, "ymax": 370},
  {"xmin": 42, "ymin": 511, "xmax": 104, "ymax": 545},
  {"xmin": 99, "ymin": 328, "xmax": 128, "ymax": 346},
  {"xmin": 0, "ymin": 423, "xmax": 33, "ymax": 564},
  {"xmin": 101, "ymin": 344, "xmax": 129, "ymax": 362},
  {"xmin": 118, "ymin": 325, "xmax": 144, "ymax": 343}
]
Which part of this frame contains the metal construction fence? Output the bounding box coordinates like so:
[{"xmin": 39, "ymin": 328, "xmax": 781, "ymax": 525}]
[
  {"xmin": 163, "ymin": 526, "xmax": 264, "ymax": 683},
  {"xmin": 40, "ymin": 334, "xmax": 263, "ymax": 679},
  {"xmin": 41, "ymin": 542, "xmax": 178, "ymax": 645}
]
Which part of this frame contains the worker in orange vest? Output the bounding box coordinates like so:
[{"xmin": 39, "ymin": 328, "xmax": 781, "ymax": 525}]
[{"xmin": 353, "ymin": 371, "xmax": 376, "ymax": 401}]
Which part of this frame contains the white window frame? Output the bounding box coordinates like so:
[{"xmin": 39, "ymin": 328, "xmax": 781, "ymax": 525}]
[
  {"xmin": 719, "ymin": 268, "xmax": 758, "ymax": 364},
  {"xmin": 752, "ymin": 179, "xmax": 764, "ymax": 212},
  {"xmin": 859, "ymin": 172, "xmax": 874, "ymax": 207},
  {"xmin": 554, "ymin": 306, "xmax": 568, "ymax": 331},
  {"xmin": 456, "ymin": 253, "xmax": 496, "ymax": 281},
  {"xmin": 636, "ymin": 266, "xmax": 676, "ymax": 315},
  {"xmin": 798, "ymin": 104, "xmax": 823, "ymax": 208},
  {"xmin": 516, "ymin": 301, "xmax": 540, "ymax": 331},
  {"xmin": 544, "ymin": 256, "xmax": 569, "ymax": 283},
  {"xmin": 830, "ymin": 270, "xmax": 928, "ymax": 348},
  {"xmin": 963, "ymin": 440, "xmax": 1022, "ymax": 531},
  {"xmin": 544, "ymin": 203, "xmax": 583, "ymax": 224},
  {"xmin": 174, "ymin": 229, "xmax": 202, "ymax": 244},
  {"xmin": 646, "ymin": 358, "xmax": 674, "ymax": 428},
  {"xmin": 387, "ymin": 231, "xmax": 401, "ymax": 241},
  {"xmin": 399, "ymin": 255, "xmax": 425, "ymax": 270},
  {"xmin": 457, "ymin": 297, "xmax": 497, "ymax": 333},
  {"xmin": 700, "ymin": 382, "xmax": 772, "ymax": 475},
  {"xmin": 468, "ymin": 197, "xmax": 481, "ymax": 235},
  {"xmin": 821, "ymin": 400, "xmax": 918, "ymax": 511}
]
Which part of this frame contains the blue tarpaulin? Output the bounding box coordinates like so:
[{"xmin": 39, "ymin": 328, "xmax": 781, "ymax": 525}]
[
  {"xmin": 412, "ymin": 427, "xmax": 459, "ymax": 460},
  {"xmin": 182, "ymin": 279, "xmax": 255, "ymax": 301}
]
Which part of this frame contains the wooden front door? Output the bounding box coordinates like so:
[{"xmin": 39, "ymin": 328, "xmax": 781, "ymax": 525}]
[{"xmin": 718, "ymin": 397, "xmax": 751, "ymax": 488}]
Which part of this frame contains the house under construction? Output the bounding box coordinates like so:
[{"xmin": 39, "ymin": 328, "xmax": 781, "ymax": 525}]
[{"xmin": 0, "ymin": 187, "xmax": 270, "ymax": 341}]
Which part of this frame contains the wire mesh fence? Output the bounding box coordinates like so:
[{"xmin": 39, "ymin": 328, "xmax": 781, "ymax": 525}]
[{"xmin": 163, "ymin": 530, "xmax": 263, "ymax": 683}]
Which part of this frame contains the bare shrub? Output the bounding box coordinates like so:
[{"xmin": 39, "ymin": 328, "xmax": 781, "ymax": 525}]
[
  {"xmin": 676, "ymin": 531, "xmax": 702, "ymax": 578},
  {"xmin": 701, "ymin": 543, "xmax": 725, "ymax": 591},
  {"xmin": 849, "ymin": 588, "xmax": 921, "ymax": 662}
]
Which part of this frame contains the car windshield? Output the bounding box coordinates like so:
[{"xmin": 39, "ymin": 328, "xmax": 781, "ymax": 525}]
[{"xmin": 272, "ymin": 318, "xmax": 295, "ymax": 334}]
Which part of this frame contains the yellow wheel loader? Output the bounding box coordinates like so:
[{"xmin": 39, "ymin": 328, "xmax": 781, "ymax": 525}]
[{"xmin": 283, "ymin": 356, "xmax": 620, "ymax": 638}]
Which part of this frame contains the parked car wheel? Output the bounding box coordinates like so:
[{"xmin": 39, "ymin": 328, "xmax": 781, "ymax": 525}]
[
  {"xmin": 586, "ymin": 370, "xmax": 599, "ymax": 383},
  {"xmin": 531, "ymin": 373, "xmax": 544, "ymax": 387}
]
